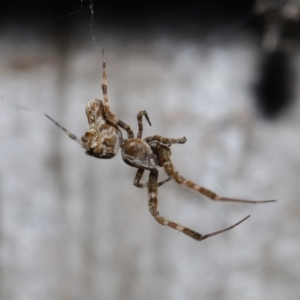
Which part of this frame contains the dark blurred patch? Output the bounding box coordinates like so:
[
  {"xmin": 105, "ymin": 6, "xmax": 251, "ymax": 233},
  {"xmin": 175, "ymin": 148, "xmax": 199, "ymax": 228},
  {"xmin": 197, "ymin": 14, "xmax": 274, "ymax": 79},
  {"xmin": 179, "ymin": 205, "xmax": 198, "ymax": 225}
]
[
  {"xmin": 254, "ymin": 50, "xmax": 294, "ymax": 119},
  {"xmin": 0, "ymin": 0, "xmax": 255, "ymax": 30}
]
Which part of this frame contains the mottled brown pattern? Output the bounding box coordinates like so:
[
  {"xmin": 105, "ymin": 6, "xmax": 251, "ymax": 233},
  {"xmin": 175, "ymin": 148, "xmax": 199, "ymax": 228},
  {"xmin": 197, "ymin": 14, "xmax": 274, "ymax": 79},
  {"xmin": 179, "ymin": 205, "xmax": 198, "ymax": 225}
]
[
  {"xmin": 45, "ymin": 49, "xmax": 276, "ymax": 242},
  {"xmin": 45, "ymin": 50, "xmax": 134, "ymax": 159}
]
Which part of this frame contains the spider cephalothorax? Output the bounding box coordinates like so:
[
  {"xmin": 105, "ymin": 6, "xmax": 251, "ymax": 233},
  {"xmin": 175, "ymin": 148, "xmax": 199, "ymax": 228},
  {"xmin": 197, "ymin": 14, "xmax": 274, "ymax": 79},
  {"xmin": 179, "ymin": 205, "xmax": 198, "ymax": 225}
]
[
  {"xmin": 121, "ymin": 138, "xmax": 157, "ymax": 170},
  {"xmin": 45, "ymin": 49, "xmax": 276, "ymax": 242}
]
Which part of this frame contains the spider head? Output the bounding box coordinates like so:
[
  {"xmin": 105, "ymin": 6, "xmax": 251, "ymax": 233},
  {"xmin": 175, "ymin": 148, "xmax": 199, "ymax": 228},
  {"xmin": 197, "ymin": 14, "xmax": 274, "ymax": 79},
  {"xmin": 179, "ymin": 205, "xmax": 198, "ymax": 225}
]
[{"xmin": 121, "ymin": 139, "xmax": 157, "ymax": 170}]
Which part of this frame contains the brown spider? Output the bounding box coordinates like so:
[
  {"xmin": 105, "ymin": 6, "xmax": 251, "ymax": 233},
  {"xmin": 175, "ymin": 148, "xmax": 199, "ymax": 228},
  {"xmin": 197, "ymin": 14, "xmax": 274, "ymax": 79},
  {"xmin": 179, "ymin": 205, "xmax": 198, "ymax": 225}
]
[{"xmin": 45, "ymin": 50, "xmax": 276, "ymax": 241}]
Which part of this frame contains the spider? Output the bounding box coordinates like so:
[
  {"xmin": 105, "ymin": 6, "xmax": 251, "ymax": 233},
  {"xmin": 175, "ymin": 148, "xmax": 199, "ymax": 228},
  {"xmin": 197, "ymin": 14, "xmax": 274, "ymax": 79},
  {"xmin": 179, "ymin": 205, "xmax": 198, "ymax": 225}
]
[{"xmin": 45, "ymin": 49, "xmax": 276, "ymax": 241}]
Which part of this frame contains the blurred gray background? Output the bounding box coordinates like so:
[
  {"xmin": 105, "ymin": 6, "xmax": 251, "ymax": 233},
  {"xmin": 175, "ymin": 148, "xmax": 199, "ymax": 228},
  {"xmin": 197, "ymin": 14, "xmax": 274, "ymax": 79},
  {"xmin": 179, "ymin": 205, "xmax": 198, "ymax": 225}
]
[{"xmin": 0, "ymin": 1, "xmax": 299, "ymax": 299}]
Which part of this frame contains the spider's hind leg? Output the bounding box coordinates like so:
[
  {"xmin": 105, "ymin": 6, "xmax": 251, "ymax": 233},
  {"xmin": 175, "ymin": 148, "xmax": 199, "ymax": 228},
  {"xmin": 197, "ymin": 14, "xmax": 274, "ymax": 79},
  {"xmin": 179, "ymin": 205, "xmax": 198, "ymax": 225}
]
[
  {"xmin": 148, "ymin": 169, "xmax": 250, "ymax": 241},
  {"xmin": 145, "ymin": 135, "xmax": 187, "ymax": 147},
  {"xmin": 158, "ymin": 146, "xmax": 276, "ymax": 204},
  {"xmin": 133, "ymin": 168, "xmax": 171, "ymax": 188}
]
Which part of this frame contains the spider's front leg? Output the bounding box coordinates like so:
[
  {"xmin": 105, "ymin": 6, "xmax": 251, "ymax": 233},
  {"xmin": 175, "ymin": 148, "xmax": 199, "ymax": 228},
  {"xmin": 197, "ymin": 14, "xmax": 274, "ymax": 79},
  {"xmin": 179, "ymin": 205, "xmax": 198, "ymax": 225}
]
[
  {"xmin": 137, "ymin": 110, "xmax": 151, "ymax": 139},
  {"xmin": 136, "ymin": 108, "xmax": 186, "ymax": 144},
  {"xmin": 148, "ymin": 169, "xmax": 250, "ymax": 241},
  {"xmin": 44, "ymin": 114, "xmax": 86, "ymax": 149},
  {"xmin": 101, "ymin": 49, "xmax": 135, "ymax": 139}
]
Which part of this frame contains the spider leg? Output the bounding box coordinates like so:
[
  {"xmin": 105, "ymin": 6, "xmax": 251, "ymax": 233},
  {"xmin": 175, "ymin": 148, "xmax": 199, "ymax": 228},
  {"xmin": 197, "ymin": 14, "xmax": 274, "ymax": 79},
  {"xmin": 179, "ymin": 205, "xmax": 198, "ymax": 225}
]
[
  {"xmin": 45, "ymin": 114, "xmax": 86, "ymax": 149},
  {"xmin": 145, "ymin": 135, "xmax": 187, "ymax": 147},
  {"xmin": 158, "ymin": 177, "xmax": 172, "ymax": 187},
  {"xmin": 137, "ymin": 110, "xmax": 151, "ymax": 139},
  {"xmin": 159, "ymin": 147, "xmax": 276, "ymax": 204},
  {"xmin": 148, "ymin": 169, "xmax": 250, "ymax": 241},
  {"xmin": 134, "ymin": 168, "xmax": 171, "ymax": 188},
  {"xmin": 101, "ymin": 49, "xmax": 134, "ymax": 139}
]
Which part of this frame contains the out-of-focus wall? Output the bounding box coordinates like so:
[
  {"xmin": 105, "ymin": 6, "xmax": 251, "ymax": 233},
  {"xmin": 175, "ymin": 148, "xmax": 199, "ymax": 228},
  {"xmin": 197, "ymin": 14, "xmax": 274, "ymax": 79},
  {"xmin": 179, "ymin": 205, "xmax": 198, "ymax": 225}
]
[{"xmin": 0, "ymin": 10, "xmax": 299, "ymax": 300}]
